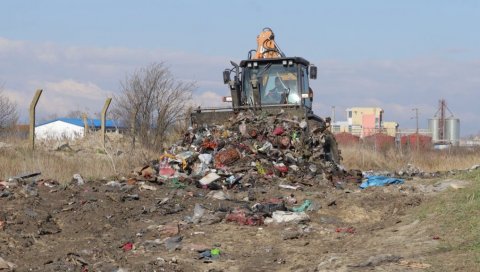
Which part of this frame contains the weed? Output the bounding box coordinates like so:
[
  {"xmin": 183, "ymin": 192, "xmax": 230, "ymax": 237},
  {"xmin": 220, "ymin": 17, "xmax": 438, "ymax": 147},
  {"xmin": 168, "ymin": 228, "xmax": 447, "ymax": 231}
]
[{"xmin": 411, "ymin": 169, "xmax": 480, "ymax": 269}]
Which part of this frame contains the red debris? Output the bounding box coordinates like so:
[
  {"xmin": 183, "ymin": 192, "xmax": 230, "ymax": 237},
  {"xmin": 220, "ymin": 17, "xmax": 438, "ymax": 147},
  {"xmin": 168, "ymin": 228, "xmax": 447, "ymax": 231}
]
[
  {"xmin": 274, "ymin": 164, "xmax": 289, "ymax": 173},
  {"xmin": 273, "ymin": 126, "xmax": 285, "ymax": 136},
  {"xmin": 335, "ymin": 227, "xmax": 356, "ymax": 234},
  {"xmin": 126, "ymin": 178, "xmax": 137, "ymax": 185},
  {"xmin": 201, "ymin": 139, "xmax": 217, "ymax": 150},
  {"xmin": 226, "ymin": 210, "xmax": 264, "ymax": 226},
  {"xmin": 122, "ymin": 242, "xmax": 134, "ymax": 252},
  {"xmin": 249, "ymin": 129, "xmax": 258, "ymax": 138},
  {"xmin": 159, "ymin": 167, "xmax": 176, "ymax": 177},
  {"xmin": 215, "ymin": 148, "xmax": 240, "ymax": 167}
]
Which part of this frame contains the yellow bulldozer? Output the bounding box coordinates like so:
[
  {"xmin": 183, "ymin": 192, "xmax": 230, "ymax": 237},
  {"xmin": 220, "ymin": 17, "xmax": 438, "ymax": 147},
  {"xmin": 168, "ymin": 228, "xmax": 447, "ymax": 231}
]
[{"xmin": 191, "ymin": 27, "xmax": 340, "ymax": 164}]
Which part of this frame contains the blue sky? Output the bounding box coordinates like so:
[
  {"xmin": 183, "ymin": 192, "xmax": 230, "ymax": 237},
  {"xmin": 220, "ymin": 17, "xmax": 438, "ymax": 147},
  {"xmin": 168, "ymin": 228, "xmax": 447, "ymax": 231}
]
[{"xmin": 1, "ymin": 0, "xmax": 479, "ymax": 135}]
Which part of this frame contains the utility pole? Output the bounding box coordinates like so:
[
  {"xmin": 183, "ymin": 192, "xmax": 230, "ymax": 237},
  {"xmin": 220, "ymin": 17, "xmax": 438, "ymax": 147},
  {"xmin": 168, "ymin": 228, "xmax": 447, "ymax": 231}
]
[
  {"xmin": 331, "ymin": 106, "xmax": 336, "ymax": 124},
  {"xmin": 412, "ymin": 108, "xmax": 419, "ymax": 151}
]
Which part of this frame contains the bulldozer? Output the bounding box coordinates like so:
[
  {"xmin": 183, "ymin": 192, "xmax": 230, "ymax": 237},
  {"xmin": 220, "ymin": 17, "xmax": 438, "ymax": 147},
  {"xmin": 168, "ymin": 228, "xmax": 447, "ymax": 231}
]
[{"xmin": 191, "ymin": 27, "xmax": 340, "ymax": 164}]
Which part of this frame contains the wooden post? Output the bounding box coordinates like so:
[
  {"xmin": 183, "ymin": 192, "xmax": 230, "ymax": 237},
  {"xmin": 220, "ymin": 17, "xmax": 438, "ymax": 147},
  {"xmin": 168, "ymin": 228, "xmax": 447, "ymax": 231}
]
[
  {"xmin": 29, "ymin": 89, "xmax": 43, "ymax": 151},
  {"xmin": 82, "ymin": 113, "xmax": 89, "ymax": 137},
  {"xmin": 130, "ymin": 108, "xmax": 138, "ymax": 150},
  {"xmin": 101, "ymin": 98, "xmax": 112, "ymax": 147}
]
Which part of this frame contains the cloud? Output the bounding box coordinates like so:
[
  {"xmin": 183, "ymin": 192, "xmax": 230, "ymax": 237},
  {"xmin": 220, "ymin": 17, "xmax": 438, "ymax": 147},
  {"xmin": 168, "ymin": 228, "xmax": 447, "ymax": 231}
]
[
  {"xmin": 0, "ymin": 37, "xmax": 25, "ymax": 55},
  {"xmin": 1, "ymin": 36, "xmax": 479, "ymax": 135},
  {"xmin": 193, "ymin": 91, "xmax": 225, "ymax": 108},
  {"xmin": 40, "ymin": 79, "xmax": 109, "ymax": 100},
  {"xmin": 3, "ymin": 79, "xmax": 111, "ymax": 121}
]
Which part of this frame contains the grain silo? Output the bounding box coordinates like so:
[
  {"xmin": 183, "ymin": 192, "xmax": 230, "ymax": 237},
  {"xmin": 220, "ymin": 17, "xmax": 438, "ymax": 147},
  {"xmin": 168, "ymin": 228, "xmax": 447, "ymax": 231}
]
[
  {"xmin": 428, "ymin": 118, "xmax": 440, "ymax": 142},
  {"xmin": 430, "ymin": 99, "xmax": 460, "ymax": 146},
  {"xmin": 445, "ymin": 117, "xmax": 460, "ymax": 146}
]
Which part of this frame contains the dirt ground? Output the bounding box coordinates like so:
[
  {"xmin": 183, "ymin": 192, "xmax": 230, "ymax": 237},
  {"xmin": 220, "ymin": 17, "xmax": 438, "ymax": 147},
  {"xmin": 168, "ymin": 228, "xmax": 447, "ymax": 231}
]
[{"xmin": 2, "ymin": 172, "xmax": 473, "ymax": 272}]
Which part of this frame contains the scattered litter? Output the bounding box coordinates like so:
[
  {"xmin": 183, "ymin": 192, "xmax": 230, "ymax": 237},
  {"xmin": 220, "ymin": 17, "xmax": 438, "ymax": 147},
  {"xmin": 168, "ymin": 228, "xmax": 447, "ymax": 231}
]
[
  {"xmin": 199, "ymin": 173, "xmax": 221, "ymax": 186},
  {"xmin": 169, "ymin": 178, "xmax": 187, "ymax": 189},
  {"xmin": 291, "ymin": 199, "xmax": 312, "ymax": 212},
  {"xmin": 360, "ymin": 176, "xmax": 404, "ymax": 189},
  {"xmin": 226, "ymin": 209, "xmax": 264, "ymax": 226},
  {"xmin": 206, "ymin": 190, "xmax": 231, "ymax": 200},
  {"xmin": 198, "ymin": 248, "xmax": 221, "ymax": 261},
  {"xmin": 121, "ymin": 242, "xmax": 134, "ymax": 252},
  {"xmin": 335, "ymin": 227, "xmax": 356, "ymax": 234},
  {"xmin": 72, "ymin": 173, "xmax": 85, "ymax": 185},
  {"xmin": 191, "ymin": 204, "xmax": 206, "ymax": 224},
  {"xmin": 164, "ymin": 236, "xmax": 183, "ymax": 252},
  {"xmin": 121, "ymin": 194, "xmax": 140, "ymax": 201},
  {"xmin": 139, "ymin": 184, "xmax": 157, "ymax": 191},
  {"xmin": 265, "ymin": 211, "xmax": 310, "ymax": 224},
  {"xmin": 160, "ymin": 223, "xmax": 180, "ymax": 237},
  {"xmin": 279, "ymin": 184, "xmax": 302, "ymax": 190}
]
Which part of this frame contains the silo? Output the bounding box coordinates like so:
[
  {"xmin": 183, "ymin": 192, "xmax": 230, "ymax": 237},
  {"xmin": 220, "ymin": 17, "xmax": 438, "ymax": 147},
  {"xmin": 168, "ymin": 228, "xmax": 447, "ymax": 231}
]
[
  {"xmin": 445, "ymin": 118, "xmax": 460, "ymax": 146},
  {"xmin": 428, "ymin": 118, "xmax": 440, "ymax": 143}
]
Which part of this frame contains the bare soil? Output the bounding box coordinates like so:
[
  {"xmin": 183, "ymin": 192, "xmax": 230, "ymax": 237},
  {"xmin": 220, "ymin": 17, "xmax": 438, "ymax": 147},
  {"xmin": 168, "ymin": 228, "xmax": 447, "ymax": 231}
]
[{"xmin": 0, "ymin": 176, "xmax": 472, "ymax": 271}]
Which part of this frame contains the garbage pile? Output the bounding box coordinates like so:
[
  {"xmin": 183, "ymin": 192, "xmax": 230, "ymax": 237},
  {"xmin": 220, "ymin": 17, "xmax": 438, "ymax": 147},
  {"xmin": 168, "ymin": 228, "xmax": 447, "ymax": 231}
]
[{"xmin": 132, "ymin": 110, "xmax": 357, "ymax": 190}]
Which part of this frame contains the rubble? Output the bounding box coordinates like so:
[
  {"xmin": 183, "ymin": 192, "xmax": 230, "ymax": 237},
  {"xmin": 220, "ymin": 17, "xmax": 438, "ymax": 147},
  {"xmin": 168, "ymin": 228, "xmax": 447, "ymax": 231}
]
[
  {"xmin": 72, "ymin": 173, "xmax": 85, "ymax": 185},
  {"xmin": 142, "ymin": 110, "xmax": 352, "ymax": 188},
  {"xmin": 265, "ymin": 211, "xmax": 310, "ymax": 224}
]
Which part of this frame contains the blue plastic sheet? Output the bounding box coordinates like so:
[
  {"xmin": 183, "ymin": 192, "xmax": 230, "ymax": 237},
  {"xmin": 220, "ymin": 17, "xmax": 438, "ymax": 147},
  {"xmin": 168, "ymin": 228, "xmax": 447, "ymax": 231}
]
[{"xmin": 360, "ymin": 176, "xmax": 404, "ymax": 189}]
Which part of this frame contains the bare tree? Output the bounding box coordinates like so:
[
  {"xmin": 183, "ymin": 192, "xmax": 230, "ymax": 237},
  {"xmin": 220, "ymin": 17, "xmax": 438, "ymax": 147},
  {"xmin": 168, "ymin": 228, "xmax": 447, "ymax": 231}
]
[
  {"xmin": 0, "ymin": 86, "xmax": 19, "ymax": 132},
  {"xmin": 113, "ymin": 62, "xmax": 195, "ymax": 150}
]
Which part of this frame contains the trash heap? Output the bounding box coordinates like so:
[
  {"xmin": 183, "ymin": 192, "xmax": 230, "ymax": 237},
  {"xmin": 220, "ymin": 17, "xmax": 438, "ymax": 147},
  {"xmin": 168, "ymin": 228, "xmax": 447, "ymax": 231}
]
[{"xmin": 133, "ymin": 110, "xmax": 354, "ymax": 190}]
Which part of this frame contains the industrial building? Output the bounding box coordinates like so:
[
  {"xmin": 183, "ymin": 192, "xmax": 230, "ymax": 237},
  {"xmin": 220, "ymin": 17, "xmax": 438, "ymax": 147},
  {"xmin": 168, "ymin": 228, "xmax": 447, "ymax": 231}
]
[
  {"xmin": 331, "ymin": 107, "xmax": 398, "ymax": 138},
  {"xmin": 35, "ymin": 118, "xmax": 119, "ymax": 140}
]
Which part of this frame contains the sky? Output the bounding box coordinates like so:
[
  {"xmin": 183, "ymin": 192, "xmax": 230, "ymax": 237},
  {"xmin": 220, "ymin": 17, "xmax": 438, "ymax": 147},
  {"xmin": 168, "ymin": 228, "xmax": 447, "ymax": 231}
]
[{"xmin": 1, "ymin": 0, "xmax": 479, "ymax": 136}]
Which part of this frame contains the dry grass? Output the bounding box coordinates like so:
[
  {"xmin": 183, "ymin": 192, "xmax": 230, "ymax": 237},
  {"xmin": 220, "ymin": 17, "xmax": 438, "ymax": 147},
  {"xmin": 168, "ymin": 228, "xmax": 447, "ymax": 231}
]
[
  {"xmin": 341, "ymin": 144, "xmax": 480, "ymax": 172},
  {"xmin": 0, "ymin": 134, "xmax": 158, "ymax": 182},
  {"xmin": 2, "ymin": 134, "xmax": 480, "ymax": 182}
]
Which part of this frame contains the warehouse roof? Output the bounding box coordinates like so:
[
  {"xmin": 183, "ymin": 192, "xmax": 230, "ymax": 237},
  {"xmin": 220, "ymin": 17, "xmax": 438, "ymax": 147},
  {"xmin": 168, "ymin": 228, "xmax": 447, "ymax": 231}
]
[{"xmin": 37, "ymin": 118, "xmax": 118, "ymax": 128}]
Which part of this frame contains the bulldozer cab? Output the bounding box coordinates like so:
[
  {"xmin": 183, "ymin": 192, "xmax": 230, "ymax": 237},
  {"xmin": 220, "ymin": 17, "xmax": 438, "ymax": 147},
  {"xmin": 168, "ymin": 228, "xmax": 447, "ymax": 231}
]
[
  {"xmin": 192, "ymin": 57, "xmax": 318, "ymax": 128},
  {"xmin": 238, "ymin": 57, "xmax": 315, "ymax": 109}
]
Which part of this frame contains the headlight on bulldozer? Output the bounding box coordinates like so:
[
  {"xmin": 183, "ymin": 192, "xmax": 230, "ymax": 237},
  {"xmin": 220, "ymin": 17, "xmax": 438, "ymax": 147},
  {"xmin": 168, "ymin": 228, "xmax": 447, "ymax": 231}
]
[{"xmin": 301, "ymin": 93, "xmax": 313, "ymax": 99}]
